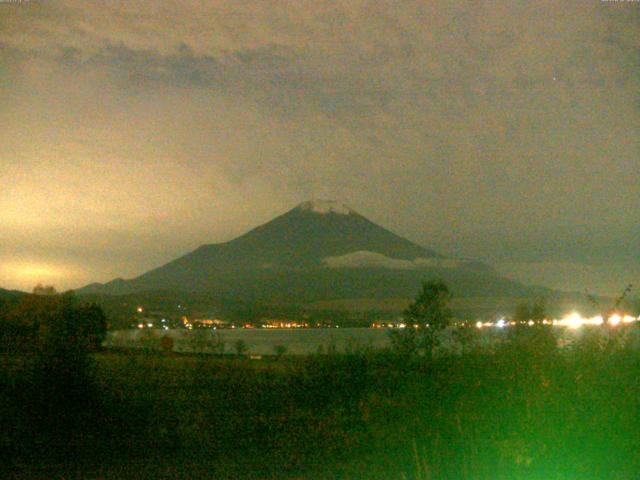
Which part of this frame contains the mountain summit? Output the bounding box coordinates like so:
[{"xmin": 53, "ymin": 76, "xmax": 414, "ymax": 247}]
[
  {"xmin": 294, "ymin": 199, "xmax": 354, "ymax": 215},
  {"xmin": 79, "ymin": 200, "xmax": 537, "ymax": 301}
]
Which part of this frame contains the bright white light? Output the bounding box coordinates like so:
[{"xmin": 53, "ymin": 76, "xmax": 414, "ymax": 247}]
[
  {"xmin": 528, "ymin": 320, "xmax": 534, "ymax": 326},
  {"xmin": 555, "ymin": 313, "xmax": 605, "ymax": 329},
  {"xmin": 476, "ymin": 321, "xmax": 483, "ymax": 329},
  {"xmin": 561, "ymin": 312, "xmax": 583, "ymax": 329},
  {"xmin": 608, "ymin": 314, "xmax": 622, "ymax": 326},
  {"xmin": 496, "ymin": 318, "xmax": 506, "ymax": 328}
]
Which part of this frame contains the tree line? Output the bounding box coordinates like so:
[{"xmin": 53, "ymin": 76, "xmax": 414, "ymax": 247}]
[{"xmin": 0, "ymin": 285, "xmax": 107, "ymax": 354}]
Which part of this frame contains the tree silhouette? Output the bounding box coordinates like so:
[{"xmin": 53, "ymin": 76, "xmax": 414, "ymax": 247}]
[
  {"xmin": 514, "ymin": 297, "xmax": 546, "ymax": 323},
  {"xmin": 586, "ymin": 284, "xmax": 633, "ymax": 324},
  {"xmin": 391, "ymin": 280, "xmax": 452, "ymax": 358},
  {"xmin": 6, "ymin": 290, "xmax": 107, "ymax": 352},
  {"xmin": 75, "ymin": 303, "xmax": 108, "ymax": 351},
  {"xmin": 404, "ymin": 280, "xmax": 452, "ymax": 328}
]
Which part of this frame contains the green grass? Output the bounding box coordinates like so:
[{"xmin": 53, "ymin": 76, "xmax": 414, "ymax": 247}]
[{"xmin": 2, "ymin": 338, "xmax": 640, "ymax": 479}]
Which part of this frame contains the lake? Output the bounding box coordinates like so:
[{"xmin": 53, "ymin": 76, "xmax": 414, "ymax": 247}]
[
  {"xmin": 104, "ymin": 327, "xmax": 392, "ymax": 355},
  {"xmin": 104, "ymin": 324, "xmax": 640, "ymax": 356}
]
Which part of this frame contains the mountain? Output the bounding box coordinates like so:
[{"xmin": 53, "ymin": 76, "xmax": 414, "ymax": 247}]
[
  {"xmin": 79, "ymin": 200, "xmax": 547, "ymax": 302},
  {"xmin": 0, "ymin": 287, "xmax": 25, "ymax": 297},
  {"xmin": 0, "ymin": 287, "xmax": 26, "ymax": 299}
]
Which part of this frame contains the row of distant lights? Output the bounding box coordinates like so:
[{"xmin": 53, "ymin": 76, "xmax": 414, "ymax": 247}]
[
  {"xmin": 476, "ymin": 313, "xmax": 639, "ymax": 330},
  {"xmin": 138, "ymin": 318, "xmax": 171, "ymax": 330},
  {"xmin": 137, "ymin": 306, "xmax": 183, "ymax": 330},
  {"xmin": 386, "ymin": 313, "xmax": 639, "ymax": 330},
  {"xmin": 134, "ymin": 306, "xmax": 638, "ymax": 332}
]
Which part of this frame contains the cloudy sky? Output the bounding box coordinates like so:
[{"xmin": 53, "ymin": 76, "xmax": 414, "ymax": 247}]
[{"xmin": 1, "ymin": 0, "xmax": 638, "ymax": 295}]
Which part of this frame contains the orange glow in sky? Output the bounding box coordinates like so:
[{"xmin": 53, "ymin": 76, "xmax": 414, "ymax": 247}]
[{"xmin": 0, "ymin": 261, "xmax": 69, "ymax": 291}]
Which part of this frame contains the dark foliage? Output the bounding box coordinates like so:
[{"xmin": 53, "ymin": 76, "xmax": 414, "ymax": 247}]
[
  {"xmin": 2, "ymin": 298, "xmax": 640, "ymax": 479},
  {"xmin": 390, "ymin": 280, "xmax": 453, "ymax": 358}
]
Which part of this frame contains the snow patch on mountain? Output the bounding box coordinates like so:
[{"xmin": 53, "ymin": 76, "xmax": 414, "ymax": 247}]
[
  {"xmin": 323, "ymin": 251, "xmax": 462, "ymax": 270},
  {"xmin": 296, "ymin": 200, "xmax": 353, "ymax": 215}
]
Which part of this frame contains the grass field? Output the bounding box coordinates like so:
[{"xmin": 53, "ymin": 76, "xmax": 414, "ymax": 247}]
[{"xmin": 2, "ymin": 328, "xmax": 640, "ymax": 479}]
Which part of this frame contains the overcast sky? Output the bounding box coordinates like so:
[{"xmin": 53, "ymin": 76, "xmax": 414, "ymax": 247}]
[{"xmin": 1, "ymin": 0, "xmax": 638, "ymax": 295}]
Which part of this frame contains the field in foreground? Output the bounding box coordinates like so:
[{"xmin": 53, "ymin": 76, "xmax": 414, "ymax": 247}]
[{"xmin": 2, "ymin": 333, "xmax": 640, "ymax": 479}]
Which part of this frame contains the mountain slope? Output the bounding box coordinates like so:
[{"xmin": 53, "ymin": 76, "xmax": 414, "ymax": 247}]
[
  {"xmin": 79, "ymin": 200, "xmax": 543, "ymax": 300},
  {"xmin": 162, "ymin": 199, "xmax": 436, "ymax": 269},
  {"xmin": 0, "ymin": 287, "xmax": 26, "ymax": 299}
]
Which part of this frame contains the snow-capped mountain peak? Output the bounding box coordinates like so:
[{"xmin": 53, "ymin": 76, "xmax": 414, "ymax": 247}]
[{"xmin": 295, "ymin": 199, "xmax": 353, "ymax": 215}]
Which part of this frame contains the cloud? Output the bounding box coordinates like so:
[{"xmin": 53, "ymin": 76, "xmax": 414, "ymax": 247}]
[
  {"xmin": 0, "ymin": 0, "xmax": 638, "ymax": 293},
  {"xmin": 323, "ymin": 251, "xmax": 463, "ymax": 270},
  {"xmin": 74, "ymin": 42, "xmax": 296, "ymax": 91},
  {"xmin": 495, "ymin": 260, "xmax": 640, "ymax": 297}
]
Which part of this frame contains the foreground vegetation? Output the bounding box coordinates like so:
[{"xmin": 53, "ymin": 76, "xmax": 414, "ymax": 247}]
[
  {"xmin": 2, "ymin": 329, "xmax": 640, "ymax": 479},
  {"xmin": 2, "ymin": 285, "xmax": 640, "ymax": 478}
]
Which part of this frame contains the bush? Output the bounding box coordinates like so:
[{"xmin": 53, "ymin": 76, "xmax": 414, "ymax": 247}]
[{"xmin": 391, "ymin": 280, "xmax": 453, "ymax": 358}]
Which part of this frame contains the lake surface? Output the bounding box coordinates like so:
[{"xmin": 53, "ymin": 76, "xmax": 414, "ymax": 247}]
[
  {"xmin": 105, "ymin": 327, "xmax": 392, "ymax": 355},
  {"xmin": 104, "ymin": 325, "xmax": 640, "ymax": 356}
]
